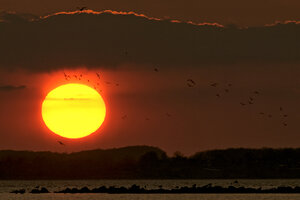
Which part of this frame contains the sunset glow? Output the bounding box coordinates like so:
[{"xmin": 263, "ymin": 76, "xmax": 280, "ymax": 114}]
[{"xmin": 42, "ymin": 83, "xmax": 106, "ymax": 139}]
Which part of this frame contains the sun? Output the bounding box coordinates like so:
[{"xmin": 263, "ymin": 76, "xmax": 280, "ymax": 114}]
[{"xmin": 42, "ymin": 83, "xmax": 106, "ymax": 139}]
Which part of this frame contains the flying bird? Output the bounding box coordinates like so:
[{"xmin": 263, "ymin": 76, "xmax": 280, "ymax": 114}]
[
  {"xmin": 283, "ymin": 114, "xmax": 288, "ymax": 117},
  {"xmin": 259, "ymin": 112, "xmax": 265, "ymax": 115},
  {"xmin": 210, "ymin": 83, "xmax": 218, "ymax": 87},
  {"xmin": 254, "ymin": 91, "xmax": 260, "ymax": 95},
  {"xmin": 224, "ymin": 89, "xmax": 229, "ymax": 93},
  {"xmin": 58, "ymin": 141, "xmax": 65, "ymax": 146},
  {"xmin": 77, "ymin": 7, "xmax": 87, "ymax": 11},
  {"xmin": 280, "ymin": 107, "xmax": 283, "ymax": 111},
  {"xmin": 216, "ymin": 94, "xmax": 221, "ymax": 98},
  {"xmin": 240, "ymin": 102, "xmax": 246, "ymax": 106},
  {"xmin": 187, "ymin": 83, "xmax": 194, "ymax": 87},
  {"xmin": 154, "ymin": 68, "xmax": 159, "ymax": 72},
  {"xmin": 283, "ymin": 122, "xmax": 288, "ymax": 127},
  {"xmin": 187, "ymin": 79, "xmax": 196, "ymax": 85},
  {"xmin": 96, "ymin": 73, "xmax": 101, "ymax": 79},
  {"xmin": 121, "ymin": 115, "xmax": 127, "ymax": 120}
]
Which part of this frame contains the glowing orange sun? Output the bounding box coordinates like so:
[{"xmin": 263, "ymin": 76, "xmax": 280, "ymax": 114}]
[{"xmin": 42, "ymin": 83, "xmax": 106, "ymax": 139}]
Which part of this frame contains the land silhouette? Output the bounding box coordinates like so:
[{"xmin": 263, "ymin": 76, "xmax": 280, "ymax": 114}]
[{"xmin": 1, "ymin": 146, "xmax": 300, "ymax": 179}]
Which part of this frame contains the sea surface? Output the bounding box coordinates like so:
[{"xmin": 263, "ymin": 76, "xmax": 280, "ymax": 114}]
[{"xmin": 1, "ymin": 179, "xmax": 300, "ymax": 200}]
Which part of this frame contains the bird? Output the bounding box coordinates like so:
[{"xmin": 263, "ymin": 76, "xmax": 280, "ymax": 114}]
[
  {"xmin": 240, "ymin": 102, "xmax": 246, "ymax": 106},
  {"xmin": 121, "ymin": 115, "xmax": 127, "ymax": 120},
  {"xmin": 268, "ymin": 114, "xmax": 272, "ymax": 118},
  {"xmin": 280, "ymin": 107, "xmax": 283, "ymax": 111},
  {"xmin": 145, "ymin": 117, "xmax": 150, "ymax": 121},
  {"xmin": 228, "ymin": 83, "xmax": 232, "ymax": 87},
  {"xmin": 249, "ymin": 97, "xmax": 254, "ymax": 101},
  {"xmin": 115, "ymin": 83, "xmax": 119, "ymax": 86},
  {"xmin": 187, "ymin": 83, "xmax": 194, "ymax": 87},
  {"xmin": 248, "ymin": 101, "xmax": 253, "ymax": 105},
  {"xmin": 58, "ymin": 141, "xmax": 65, "ymax": 146},
  {"xmin": 283, "ymin": 114, "xmax": 288, "ymax": 117},
  {"xmin": 77, "ymin": 7, "xmax": 87, "ymax": 11},
  {"xmin": 259, "ymin": 112, "xmax": 265, "ymax": 115},
  {"xmin": 154, "ymin": 68, "xmax": 159, "ymax": 72},
  {"xmin": 87, "ymin": 80, "xmax": 90, "ymax": 82},
  {"xmin": 254, "ymin": 91, "xmax": 260, "ymax": 95},
  {"xmin": 224, "ymin": 89, "xmax": 229, "ymax": 93},
  {"xmin": 105, "ymin": 81, "xmax": 111, "ymax": 85},
  {"xmin": 216, "ymin": 94, "xmax": 221, "ymax": 98},
  {"xmin": 187, "ymin": 79, "xmax": 196, "ymax": 85},
  {"xmin": 96, "ymin": 73, "xmax": 101, "ymax": 79},
  {"xmin": 210, "ymin": 83, "xmax": 218, "ymax": 87},
  {"xmin": 283, "ymin": 122, "xmax": 288, "ymax": 127},
  {"xmin": 166, "ymin": 113, "xmax": 171, "ymax": 117}
]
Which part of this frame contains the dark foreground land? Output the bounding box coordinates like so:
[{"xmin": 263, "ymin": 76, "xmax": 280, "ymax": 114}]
[
  {"xmin": 11, "ymin": 184, "xmax": 300, "ymax": 194},
  {"xmin": 1, "ymin": 146, "xmax": 300, "ymax": 179}
]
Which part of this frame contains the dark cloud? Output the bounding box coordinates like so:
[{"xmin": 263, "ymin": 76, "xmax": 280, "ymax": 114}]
[
  {"xmin": 0, "ymin": 85, "xmax": 26, "ymax": 91},
  {"xmin": 1, "ymin": 10, "xmax": 300, "ymax": 72}
]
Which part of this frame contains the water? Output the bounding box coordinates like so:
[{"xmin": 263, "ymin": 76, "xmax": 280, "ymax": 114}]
[{"xmin": 1, "ymin": 179, "xmax": 300, "ymax": 200}]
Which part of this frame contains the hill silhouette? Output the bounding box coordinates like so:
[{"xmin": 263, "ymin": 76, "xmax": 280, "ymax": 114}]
[{"xmin": 0, "ymin": 146, "xmax": 300, "ymax": 179}]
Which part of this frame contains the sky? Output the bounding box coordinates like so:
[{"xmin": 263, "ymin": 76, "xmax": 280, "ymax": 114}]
[{"xmin": 0, "ymin": 1, "xmax": 299, "ymax": 155}]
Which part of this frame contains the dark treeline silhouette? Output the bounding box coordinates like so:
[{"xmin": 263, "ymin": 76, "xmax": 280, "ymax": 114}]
[
  {"xmin": 11, "ymin": 185, "xmax": 300, "ymax": 194},
  {"xmin": 1, "ymin": 146, "xmax": 300, "ymax": 179}
]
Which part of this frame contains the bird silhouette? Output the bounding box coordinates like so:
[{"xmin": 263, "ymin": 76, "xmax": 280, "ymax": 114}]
[
  {"xmin": 96, "ymin": 73, "xmax": 101, "ymax": 79},
  {"xmin": 187, "ymin": 79, "xmax": 196, "ymax": 85},
  {"xmin": 254, "ymin": 91, "xmax": 260, "ymax": 95},
  {"xmin": 187, "ymin": 83, "xmax": 194, "ymax": 87},
  {"xmin": 280, "ymin": 107, "xmax": 283, "ymax": 111},
  {"xmin": 283, "ymin": 114, "xmax": 288, "ymax": 117},
  {"xmin": 210, "ymin": 83, "xmax": 218, "ymax": 87},
  {"xmin": 259, "ymin": 112, "xmax": 265, "ymax": 115},
  {"xmin": 216, "ymin": 94, "xmax": 221, "ymax": 98},
  {"xmin": 224, "ymin": 89, "xmax": 229, "ymax": 93},
  {"xmin": 77, "ymin": 7, "xmax": 87, "ymax": 11},
  {"xmin": 58, "ymin": 141, "xmax": 65, "ymax": 146},
  {"xmin": 154, "ymin": 68, "xmax": 159, "ymax": 72},
  {"xmin": 240, "ymin": 102, "xmax": 246, "ymax": 106},
  {"xmin": 283, "ymin": 122, "xmax": 288, "ymax": 127}
]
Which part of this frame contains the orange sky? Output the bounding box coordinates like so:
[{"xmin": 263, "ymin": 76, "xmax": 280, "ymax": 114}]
[{"xmin": 0, "ymin": 7, "xmax": 300, "ymax": 155}]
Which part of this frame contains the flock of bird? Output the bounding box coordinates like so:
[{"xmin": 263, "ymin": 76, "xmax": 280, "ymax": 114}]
[
  {"xmin": 57, "ymin": 67, "xmax": 290, "ymax": 146},
  {"xmin": 185, "ymin": 77, "xmax": 289, "ymax": 127}
]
